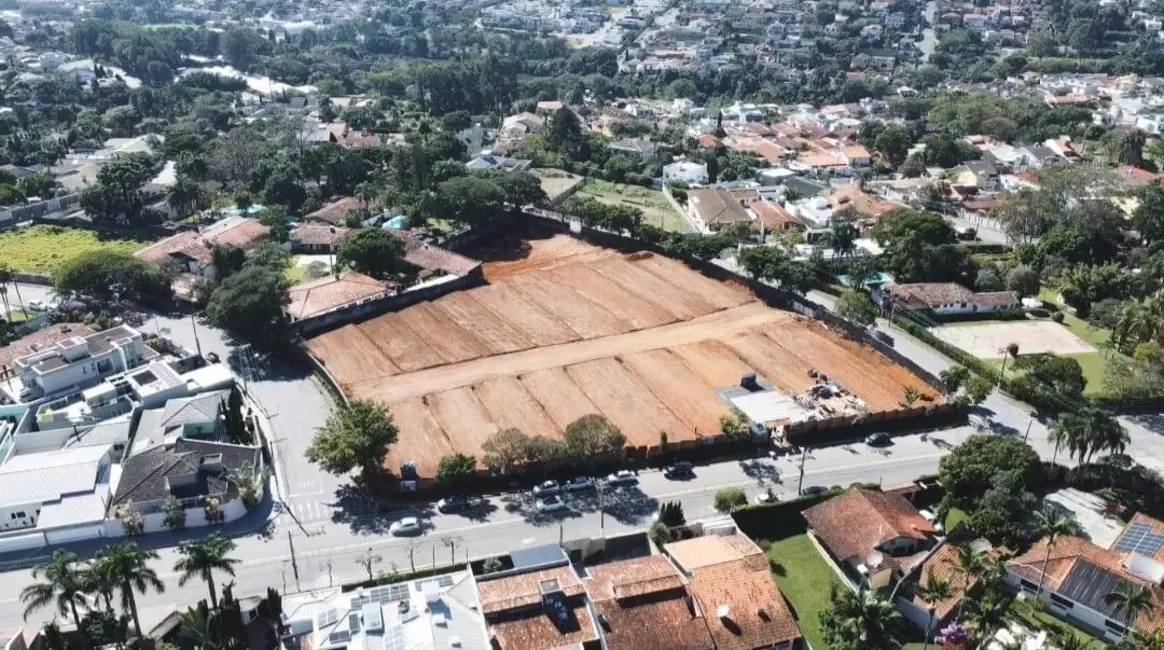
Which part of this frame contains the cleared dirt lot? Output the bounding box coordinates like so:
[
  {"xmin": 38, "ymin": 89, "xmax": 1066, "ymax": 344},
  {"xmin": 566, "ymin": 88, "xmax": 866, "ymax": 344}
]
[
  {"xmin": 934, "ymin": 320, "xmax": 1096, "ymax": 359},
  {"xmin": 307, "ymin": 234, "xmax": 938, "ymax": 477}
]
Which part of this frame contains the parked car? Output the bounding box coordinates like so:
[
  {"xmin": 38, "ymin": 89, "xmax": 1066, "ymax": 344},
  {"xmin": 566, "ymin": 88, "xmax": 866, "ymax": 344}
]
[
  {"xmin": 865, "ymin": 432, "xmax": 891, "ymax": 447},
  {"xmin": 206, "ymin": 352, "xmax": 221, "ymax": 363},
  {"xmin": 26, "ymin": 299, "xmax": 47, "ymax": 312},
  {"xmin": 753, "ymin": 491, "xmax": 778, "ymax": 505},
  {"xmin": 437, "ymin": 495, "xmax": 481, "ymax": 513},
  {"xmin": 532, "ymin": 480, "xmax": 560, "ymax": 496},
  {"xmin": 389, "ymin": 517, "xmax": 423, "ymax": 536},
  {"xmin": 606, "ymin": 470, "xmax": 638, "ymax": 486},
  {"xmin": 564, "ymin": 477, "xmax": 595, "ymax": 492},
  {"xmin": 535, "ymin": 495, "xmax": 567, "ymax": 513},
  {"xmin": 801, "ymin": 485, "xmax": 828, "ymax": 496},
  {"xmin": 663, "ymin": 462, "xmax": 694, "ymax": 479}
]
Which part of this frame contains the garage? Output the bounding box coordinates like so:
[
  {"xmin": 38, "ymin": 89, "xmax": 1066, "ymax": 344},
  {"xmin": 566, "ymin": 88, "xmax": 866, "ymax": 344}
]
[{"xmin": 44, "ymin": 524, "xmax": 104, "ymax": 545}]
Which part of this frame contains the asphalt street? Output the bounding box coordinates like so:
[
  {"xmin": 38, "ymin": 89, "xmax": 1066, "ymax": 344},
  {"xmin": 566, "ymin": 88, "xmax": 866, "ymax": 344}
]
[
  {"xmin": 0, "ymin": 283, "xmax": 56, "ymax": 318},
  {"xmin": 3, "ymin": 288, "xmax": 1164, "ymax": 629}
]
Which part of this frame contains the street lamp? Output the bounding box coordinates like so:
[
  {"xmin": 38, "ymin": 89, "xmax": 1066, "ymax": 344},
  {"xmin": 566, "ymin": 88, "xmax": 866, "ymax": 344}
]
[{"xmin": 1023, "ymin": 411, "xmax": 1035, "ymax": 443}]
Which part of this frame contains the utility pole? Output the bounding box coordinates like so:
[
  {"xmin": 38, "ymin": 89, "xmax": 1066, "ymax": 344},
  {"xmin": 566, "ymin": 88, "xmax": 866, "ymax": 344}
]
[
  {"xmin": 797, "ymin": 445, "xmax": 808, "ymax": 495},
  {"xmin": 190, "ymin": 313, "xmax": 203, "ymax": 357},
  {"xmin": 320, "ymin": 560, "xmax": 334, "ymax": 587},
  {"xmin": 287, "ymin": 531, "xmax": 300, "ymax": 587},
  {"xmin": 1023, "ymin": 413, "xmax": 1034, "ymax": 443}
]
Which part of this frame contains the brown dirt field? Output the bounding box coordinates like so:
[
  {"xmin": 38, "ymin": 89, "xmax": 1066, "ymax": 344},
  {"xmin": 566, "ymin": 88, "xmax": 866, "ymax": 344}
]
[
  {"xmin": 766, "ymin": 323, "xmax": 897, "ymax": 408},
  {"xmin": 722, "ymin": 331, "xmax": 816, "ymax": 396},
  {"xmin": 430, "ymin": 292, "xmax": 533, "ymax": 356},
  {"xmin": 591, "ymin": 257, "xmax": 714, "ymax": 320},
  {"xmin": 506, "ymin": 273, "xmax": 631, "ymax": 339},
  {"xmin": 544, "ymin": 264, "xmax": 677, "ymax": 331},
  {"xmin": 425, "ymin": 387, "xmax": 499, "ymax": 461},
  {"xmin": 386, "ymin": 398, "xmax": 456, "ymax": 476},
  {"xmin": 346, "ymin": 302, "xmax": 784, "ymax": 403},
  {"xmin": 469, "ymin": 284, "xmax": 581, "ymax": 347},
  {"xmin": 632, "ymin": 255, "xmax": 752, "ymax": 310},
  {"xmin": 620, "ymin": 349, "xmax": 731, "ymax": 436},
  {"xmin": 518, "ymin": 368, "xmax": 602, "ymax": 431},
  {"xmin": 395, "ymin": 302, "xmax": 490, "ymax": 365},
  {"xmin": 306, "ymin": 326, "xmax": 399, "ymax": 391},
  {"xmin": 669, "ymin": 340, "xmax": 757, "ymax": 388},
  {"xmin": 566, "ymin": 358, "xmax": 687, "ymax": 447},
  {"xmin": 473, "ymin": 376, "xmax": 561, "ymax": 438},
  {"xmin": 358, "ymin": 313, "xmax": 447, "ymax": 372},
  {"xmin": 481, "ymin": 235, "xmax": 616, "ymax": 282}
]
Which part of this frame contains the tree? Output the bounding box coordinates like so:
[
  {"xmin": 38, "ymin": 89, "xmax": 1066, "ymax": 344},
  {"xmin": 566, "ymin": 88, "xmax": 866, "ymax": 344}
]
[
  {"xmin": 873, "ymin": 125, "xmax": 914, "ymax": 168},
  {"xmin": 719, "ymin": 409, "xmax": 752, "ymax": 443},
  {"xmin": 1049, "ymin": 407, "xmax": 1129, "ymax": 465},
  {"xmin": 900, "ymin": 386, "xmax": 922, "ymax": 408},
  {"xmin": 163, "ymin": 495, "xmax": 187, "ymax": 531},
  {"xmin": 827, "ymin": 212, "xmax": 859, "ymax": 259},
  {"xmin": 1134, "ymin": 185, "xmax": 1164, "ymax": 244},
  {"xmin": 959, "ymin": 375, "xmax": 993, "ymax": 406},
  {"xmin": 836, "ymin": 289, "xmax": 878, "ymax": 327},
  {"xmin": 221, "ymin": 386, "xmax": 249, "ymax": 444},
  {"xmin": 915, "ymin": 569, "xmax": 953, "ymax": 650},
  {"xmin": 175, "ymin": 534, "xmax": 239, "ymax": 610},
  {"xmin": 211, "ymin": 245, "xmax": 247, "ymax": 284},
  {"xmin": 563, "ymin": 414, "xmax": 626, "ymax": 465},
  {"xmin": 21, "ymin": 550, "xmax": 87, "ymax": 628},
  {"xmin": 336, "ymin": 229, "xmax": 408, "ymax": 280},
  {"xmin": 205, "ymin": 265, "xmax": 290, "ymax": 347},
  {"xmin": 54, "ymin": 251, "xmax": 171, "ymax": 301},
  {"xmin": 1103, "ymin": 128, "xmax": 1145, "ymax": 166},
  {"xmin": 649, "ymin": 521, "xmax": 672, "ymax": 549},
  {"xmin": 1032, "ymin": 509, "xmax": 1076, "ymax": 599},
  {"xmin": 481, "ymin": 427, "xmax": 530, "ymax": 474},
  {"xmin": 167, "ymin": 173, "xmax": 209, "ymax": 218},
  {"xmin": 872, "ymin": 209, "xmax": 971, "ymax": 284},
  {"xmin": 306, "ymin": 400, "xmax": 398, "ymax": 484},
  {"xmin": 975, "ymin": 268, "xmax": 1003, "ymax": 292},
  {"xmin": 545, "ymin": 107, "xmax": 584, "ymax": 158},
  {"xmin": 938, "ymin": 436, "xmax": 1042, "ymax": 511},
  {"xmin": 939, "ymin": 365, "xmax": 971, "ymax": 395},
  {"xmin": 0, "ymin": 263, "xmax": 22, "ymax": 315},
  {"xmin": 657, "ymin": 501, "xmax": 686, "ymax": 527},
  {"xmin": 1010, "ymin": 354, "xmax": 1087, "ymax": 406},
  {"xmin": 819, "ymin": 582, "xmax": 906, "ymax": 650},
  {"xmin": 1005, "ymin": 265, "xmax": 1040, "ymax": 298},
  {"xmin": 713, "ymin": 487, "xmax": 748, "ymax": 513},
  {"xmin": 355, "ymin": 548, "xmax": 382, "ymax": 581},
  {"xmin": 945, "ymin": 545, "xmax": 985, "ymax": 618},
  {"xmin": 435, "ymin": 453, "xmax": 477, "ymax": 487},
  {"xmin": 737, "ymin": 246, "xmax": 810, "ymax": 293},
  {"xmin": 96, "ymin": 542, "xmax": 164, "ymax": 638}
]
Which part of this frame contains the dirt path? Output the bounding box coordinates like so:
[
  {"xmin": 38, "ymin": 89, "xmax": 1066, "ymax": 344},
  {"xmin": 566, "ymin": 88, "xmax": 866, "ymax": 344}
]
[{"xmin": 348, "ymin": 301, "xmax": 788, "ymax": 403}]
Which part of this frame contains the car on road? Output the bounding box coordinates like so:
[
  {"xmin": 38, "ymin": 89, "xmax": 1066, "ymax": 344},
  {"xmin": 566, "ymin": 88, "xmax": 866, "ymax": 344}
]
[
  {"xmin": 663, "ymin": 462, "xmax": 694, "ymax": 479},
  {"xmin": 26, "ymin": 299, "xmax": 47, "ymax": 312},
  {"xmin": 436, "ymin": 495, "xmax": 482, "ymax": 513},
  {"xmin": 753, "ymin": 491, "xmax": 778, "ymax": 504},
  {"xmin": 389, "ymin": 517, "xmax": 423, "ymax": 536},
  {"xmin": 606, "ymin": 470, "xmax": 638, "ymax": 486},
  {"xmin": 801, "ymin": 485, "xmax": 828, "ymax": 496},
  {"xmin": 206, "ymin": 352, "xmax": 221, "ymax": 363},
  {"xmin": 564, "ymin": 477, "xmax": 595, "ymax": 492},
  {"xmin": 865, "ymin": 432, "xmax": 892, "ymax": 447},
  {"xmin": 536, "ymin": 495, "xmax": 567, "ymax": 513},
  {"xmin": 532, "ymin": 480, "xmax": 560, "ymax": 496}
]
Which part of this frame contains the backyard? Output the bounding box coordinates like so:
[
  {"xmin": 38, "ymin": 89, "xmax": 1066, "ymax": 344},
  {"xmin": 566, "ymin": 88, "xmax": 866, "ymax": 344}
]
[
  {"xmin": 0, "ymin": 224, "xmax": 157, "ymax": 274},
  {"xmin": 576, "ymin": 179, "xmax": 693, "ymax": 233}
]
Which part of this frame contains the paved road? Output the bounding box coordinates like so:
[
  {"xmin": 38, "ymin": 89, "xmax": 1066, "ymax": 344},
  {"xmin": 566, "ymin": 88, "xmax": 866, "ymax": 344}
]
[
  {"xmin": 0, "ymin": 283, "xmax": 55, "ymax": 318},
  {"xmin": 919, "ymin": 0, "xmax": 937, "ymax": 62}
]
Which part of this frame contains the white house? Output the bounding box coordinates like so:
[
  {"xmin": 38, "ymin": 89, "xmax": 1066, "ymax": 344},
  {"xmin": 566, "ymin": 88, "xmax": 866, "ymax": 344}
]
[
  {"xmin": 878, "ymin": 282, "xmax": 1020, "ymax": 316},
  {"xmin": 0, "ymin": 443, "xmax": 117, "ymax": 548},
  {"xmin": 1006, "ymin": 518, "xmax": 1164, "ymax": 643},
  {"xmin": 662, "ymin": 160, "xmax": 709, "ymax": 185},
  {"xmin": 11, "ymin": 325, "xmax": 153, "ymax": 401}
]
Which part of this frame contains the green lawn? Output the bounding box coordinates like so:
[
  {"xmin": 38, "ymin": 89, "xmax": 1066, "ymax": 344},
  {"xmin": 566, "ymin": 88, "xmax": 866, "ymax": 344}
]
[
  {"xmin": 1012, "ymin": 602, "xmax": 1104, "ymax": 648},
  {"xmin": 763, "ymin": 534, "xmax": 838, "ymax": 650},
  {"xmin": 577, "ymin": 179, "xmax": 693, "ymax": 233},
  {"xmin": 285, "ymin": 256, "xmax": 307, "ymax": 285},
  {"xmin": 988, "ymin": 352, "xmax": 1110, "ymax": 396},
  {"xmin": 0, "ymin": 225, "xmax": 157, "ymax": 274},
  {"xmin": 944, "ymin": 507, "xmax": 968, "ymax": 531}
]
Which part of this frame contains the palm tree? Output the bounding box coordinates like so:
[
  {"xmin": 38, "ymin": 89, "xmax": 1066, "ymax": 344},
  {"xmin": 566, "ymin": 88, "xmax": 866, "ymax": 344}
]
[
  {"xmin": 84, "ymin": 552, "xmax": 119, "ymax": 615},
  {"xmin": 915, "ymin": 568, "xmax": 953, "ymax": 650},
  {"xmin": 1033, "ymin": 509, "xmax": 1075, "ymax": 599},
  {"xmin": 166, "ymin": 173, "xmax": 209, "ymax": 218},
  {"xmin": 944, "ymin": 545, "xmax": 984, "ymax": 618},
  {"xmin": 20, "ymin": 550, "xmax": 88, "ymax": 628},
  {"xmin": 999, "ymin": 342, "xmax": 1020, "ymax": 380},
  {"xmin": 820, "ymin": 582, "xmax": 905, "ymax": 649},
  {"xmin": 963, "ymin": 588, "xmax": 1011, "ymax": 641},
  {"xmin": 180, "ymin": 601, "xmax": 221, "ymax": 650},
  {"xmin": 99, "ymin": 542, "xmax": 165, "ymax": 637},
  {"xmin": 0, "ymin": 263, "xmax": 23, "ymax": 315},
  {"xmin": 1104, "ymin": 583, "xmax": 1153, "ymax": 635},
  {"xmin": 175, "ymin": 533, "xmax": 239, "ymax": 610},
  {"xmin": 1050, "ymin": 408, "xmax": 1130, "ymax": 465}
]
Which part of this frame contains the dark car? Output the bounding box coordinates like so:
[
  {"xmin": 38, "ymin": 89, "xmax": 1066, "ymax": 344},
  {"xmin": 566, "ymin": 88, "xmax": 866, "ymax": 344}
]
[
  {"xmin": 436, "ymin": 495, "xmax": 481, "ymax": 513},
  {"xmin": 801, "ymin": 485, "xmax": 828, "ymax": 496},
  {"xmin": 664, "ymin": 462, "xmax": 694, "ymax": 479},
  {"xmin": 865, "ymin": 432, "xmax": 892, "ymax": 447}
]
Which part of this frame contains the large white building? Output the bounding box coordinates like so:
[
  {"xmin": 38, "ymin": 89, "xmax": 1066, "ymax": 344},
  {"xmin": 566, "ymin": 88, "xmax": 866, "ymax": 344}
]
[
  {"xmin": 662, "ymin": 160, "xmax": 709, "ymax": 185},
  {"xmin": 11, "ymin": 325, "xmax": 153, "ymax": 400},
  {"xmin": 0, "ymin": 443, "xmax": 118, "ymax": 545}
]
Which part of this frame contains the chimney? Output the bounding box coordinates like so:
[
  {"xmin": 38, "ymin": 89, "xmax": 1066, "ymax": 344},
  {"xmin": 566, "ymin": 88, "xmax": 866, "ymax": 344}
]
[
  {"xmin": 717, "ymin": 605, "xmax": 730, "ymax": 620},
  {"xmin": 199, "ymin": 453, "xmax": 224, "ymax": 474}
]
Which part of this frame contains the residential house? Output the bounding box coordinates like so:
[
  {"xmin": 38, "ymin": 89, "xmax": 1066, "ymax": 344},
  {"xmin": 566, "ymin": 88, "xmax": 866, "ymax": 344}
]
[
  {"xmin": 501, "ymin": 112, "xmax": 546, "ymax": 140},
  {"xmin": 280, "ymin": 571, "xmax": 488, "ymax": 650},
  {"xmin": 303, "ymin": 197, "xmax": 364, "ymax": 226},
  {"xmin": 1006, "ymin": 517, "xmax": 1164, "ymax": 643},
  {"xmin": 802, "ymin": 488, "xmax": 939, "ymax": 590},
  {"xmin": 286, "ymin": 272, "xmax": 393, "ymax": 322},
  {"xmin": 466, "ymin": 155, "xmax": 533, "ymax": 172},
  {"xmin": 477, "ymin": 559, "xmax": 601, "ymax": 649},
  {"xmin": 135, "ymin": 218, "xmax": 270, "ymax": 281},
  {"xmin": 0, "ymin": 443, "xmax": 117, "ymax": 543},
  {"xmin": 879, "ymin": 282, "xmax": 1020, "ymax": 316},
  {"xmin": 751, "ymin": 200, "xmax": 805, "ymax": 233},
  {"xmin": 687, "ymin": 188, "xmax": 754, "ymax": 231},
  {"xmin": 663, "ymin": 161, "xmax": 709, "ymax": 185},
  {"xmin": 11, "ymin": 325, "xmax": 154, "ymax": 400},
  {"xmin": 131, "ymin": 389, "xmax": 231, "ymax": 450},
  {"xmin": 109, "ymin": 438, "xmax": 262, "ymax": 534},
  {"xmin": 609, "ymin": 137, "xmax": 658, "ymax": 158},
  {"xmin": 895, "ymin": 542, "xmax": 993, "ymax": 639},
  {"xmin": 289, "ymin": 223, "xmax": 351, "ymax": 254},
  {"xmin": 664, "ymin": 534, "xmax": 804, "ymax": 649}
]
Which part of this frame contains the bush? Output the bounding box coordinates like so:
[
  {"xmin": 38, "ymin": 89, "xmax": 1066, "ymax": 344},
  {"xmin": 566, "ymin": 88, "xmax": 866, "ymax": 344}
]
[
  {"xmin": 714, "ymin": 487, "xmax": 748, "ymax": 513},
  {"xmin": 1051, "ymin": 312, "xmax": 1065, "ymax": 323},
  {"xmin": 649, "ymin": 521, "xmax": 672, "ymax": 548}
]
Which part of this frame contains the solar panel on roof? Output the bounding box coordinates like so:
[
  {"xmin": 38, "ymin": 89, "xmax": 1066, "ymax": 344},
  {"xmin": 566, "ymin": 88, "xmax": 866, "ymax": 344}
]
[
  {"xmin": 350, "ymin": 596, "xmax": 369, "ymax": 609},
  {"xmin": 382, "ymin": 624, "xmax": 406, "ymax": 650},
  {"xmin": 327, "ymin": 630, "xmax": 350, "ymax": 646},
  {"xmin": 348, "ymin": 612, "xmax": 361, "ymax": 633},
  {"xmin": 388, "ymin": 584, "xmax": 409, "ymax": 601},
  {"xmin": 437, "ymin": 575, "xmax": 455, "ymax": 588},
  {"xmin": 316, "ymin": 609, "xmax": 339, "ymax": 628},
  {"xmin": 1114, "ymin": 523, "xmax": 1164, "ymax": 556}
]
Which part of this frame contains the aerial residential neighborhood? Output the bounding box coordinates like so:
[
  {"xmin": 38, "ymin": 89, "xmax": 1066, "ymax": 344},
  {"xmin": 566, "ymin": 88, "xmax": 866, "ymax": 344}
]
[{"xmin": 4, "ymin": 0, "xmax": 1164, "ymax": 648}]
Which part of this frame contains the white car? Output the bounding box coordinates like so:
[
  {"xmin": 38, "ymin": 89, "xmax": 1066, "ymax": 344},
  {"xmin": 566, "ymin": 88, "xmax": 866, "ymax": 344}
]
[
  {"xmin": 606, "ymin": 470, "xmax": 638, "ymax": 486},
  {"xmin": 26, "ymin": 300, "xmax": 46, "ymax": 312},
  {"xmin": 389, "ymin": 517, "xmax": 422, "ymax": 536},
  {"xmin": 535, "ymin": 495, "xmax": 568, "ymax": 513},
  {"xmin": 753, "ymin": 492, "xmax": 778, "ymax": 505},
  {"xmin": 532, "ymin": 480, "xmax": 560, "ymax": 496}
]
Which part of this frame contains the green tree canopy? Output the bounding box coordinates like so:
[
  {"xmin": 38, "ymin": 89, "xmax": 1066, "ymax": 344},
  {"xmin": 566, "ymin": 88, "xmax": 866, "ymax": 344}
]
[
  {"xmin": 54, "ymin": 251, "xmax": 172, "ymax": 301},
  {"xmin": 938, "ymin": 435, "xmax": 1042, "ymax": 511},
  {"xmin": 836, "ymin": 289, "xmax": 878, "ymax": 327},
  {"xmin": 337, "ymin": 228, "xmax": 408, "ymax": 279},
  {"xmin": 306, "ymin": 400, "xmax": 399, "ymax": 483},
  {"xmin": 205, "ymin": 264, "xmax": 290, "ymax": 347},
  {"xmin": 563, "ymin": 414, "xmax": 626, "ymax": 465}
]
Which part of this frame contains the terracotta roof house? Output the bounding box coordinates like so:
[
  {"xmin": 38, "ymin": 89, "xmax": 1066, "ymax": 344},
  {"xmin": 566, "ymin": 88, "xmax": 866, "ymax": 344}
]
[
  {"xmin": 288, "ymin": 223, "xmax": 351, "ymax": 253},
  {"xmin": 896, "ymin": 542, "xmax": 995, "ymax": 638},
  {"xmin": 802, "ymin": 488, "xmax": 938, "ymax": 590},
  {"xmin": 751, "ymin": 200, "xmax": 804, "ymax": 232},
  {"xmin": 135, "ymin": 218, "xmax": 270, "ymax": 299},
  {"xmin": 585, "ymin": 555, "xmax": 714, "ymax": 650},
  {"xmin": 394, "ymin": 231, "xmax": 483, "ymax": 278},
  {"xmin": 879, "ymin": 282, "xmax": 1020, "ymax": 316},
  {"xmin": 478, "ymin": 563, "xmax": 600, "ymax": 650},
  {"xmin": 286, "ymin": 271, "xmax": 393, "ymax": 322},
  {"xmin": 665, "ymin": 534, "xmax": 803, "ymax": 650},
  {"xmin": 1006, "ymin": 530, "xmax": 1164, "ymax": 644},
  {"xmin": 303, "ymin": 197, "xmax": 364, "ymax": 226},
  {"xmin": 0, "ymin": 323, "xmax": 96, "ymax": 371},
  {"xmin": 687, "ymin": 188, "xmax": 754, "ymax": 231}
]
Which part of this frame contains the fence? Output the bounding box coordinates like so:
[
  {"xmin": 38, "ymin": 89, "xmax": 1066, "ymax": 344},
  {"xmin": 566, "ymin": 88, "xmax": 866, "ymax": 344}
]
[
  {"xmin": 0, "ymin": 194, "xmax": 82, "ymax": 226},
  {"xmin": 293, "ymin": 272, "xmax": 486, "ymax": 336}
]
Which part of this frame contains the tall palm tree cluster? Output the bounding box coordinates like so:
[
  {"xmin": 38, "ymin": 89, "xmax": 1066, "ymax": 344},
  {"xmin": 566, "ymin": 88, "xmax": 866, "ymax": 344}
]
[
  {"xmin": 20, "ymin": 534, "xmax": 239, "ymax": 648},
  {"xmin": 1048, "ymin": 407, "xmax": 1130, "ymax": 465},
  {"xmin": 1110, "ymin": 291, "xmax": 1164, "ymax": 354}
]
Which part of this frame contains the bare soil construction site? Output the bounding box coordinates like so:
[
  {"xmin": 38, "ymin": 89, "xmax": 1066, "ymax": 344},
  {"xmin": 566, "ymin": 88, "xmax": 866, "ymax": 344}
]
[{"xmin": 307, "ymin": 234, "xmax": 939, "ymax": 477}]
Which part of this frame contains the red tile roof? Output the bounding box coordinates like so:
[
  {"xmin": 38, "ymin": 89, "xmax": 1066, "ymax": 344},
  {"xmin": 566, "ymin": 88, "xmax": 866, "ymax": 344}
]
[
  {"xmin": 304, "ymin": 197, "xmax": 363, "ymax": 226},
  {"xmin": 912, "ymin": 543, "xmax": 981, "ymax": 621},
  {"xmin": 802, "ymin": 488, "xmax": 936, "ymax": 562},
  {"xmin": 488, "ymin": 600, "xmax": 599, "ymax": 650},
  {"xmin": 751, "ymin": 200, "xmax": 802, "ymax": 230},
  {"xmin": 286, "ymin": 271, "xmax": 392, "ymax": 320},
  {"xmin": 290, "ymin": 223, "xmax": 351, "ymax": 247},
  {"xmin": 393, "ymin": 231, "xmax": 482, "ymax": 276},
  {"xmin": 586, "ymin": 556, "xmax": 714, "ymax": 650},
  {"xmin": 135, "ymin": 219, "xmax": 270, "ymax": 266},
  {"xmin": 1117, "ymin": 165, "xmax": 1162, "ymax": 185},
  {"xmin": 478, "ymin": 566, "xmax": 585, "ymax": 615}
]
